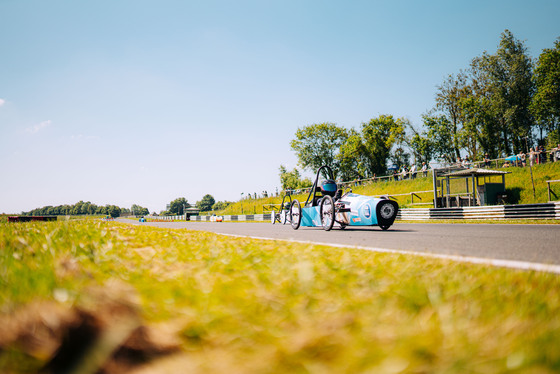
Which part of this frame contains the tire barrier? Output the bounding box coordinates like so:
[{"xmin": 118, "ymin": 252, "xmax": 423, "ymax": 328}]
[{"xmin": 397, "ymin": 202, "xmax": 560, "ymax": 220}]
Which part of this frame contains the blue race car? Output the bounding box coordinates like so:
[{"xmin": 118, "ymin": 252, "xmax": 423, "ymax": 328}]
[{"xmin": 289, "ymin": 165, "xmax": 399, "ymax": 231}]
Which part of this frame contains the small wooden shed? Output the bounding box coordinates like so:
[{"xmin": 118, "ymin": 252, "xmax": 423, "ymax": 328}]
[{"xmin": 433, "ymin": 168, "xmax": 511, "ymax": 208}]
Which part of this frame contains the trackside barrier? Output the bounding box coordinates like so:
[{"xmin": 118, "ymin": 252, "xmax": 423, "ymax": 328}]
[
  {"xmin": 146, "ymin": 204, "xmax": 560, "ymax": 223},
  {"xmin": 189, "ymin": 214, "xmax": 272, "ymax": 222},
  {"xmin": 397, "ymin": 202, "xmax": 560, "ymax": 220}
]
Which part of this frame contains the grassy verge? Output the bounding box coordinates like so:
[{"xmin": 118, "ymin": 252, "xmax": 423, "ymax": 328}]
[{"xmin": 1, "ymin": 220, "xmax": 560, "ymax": 373}]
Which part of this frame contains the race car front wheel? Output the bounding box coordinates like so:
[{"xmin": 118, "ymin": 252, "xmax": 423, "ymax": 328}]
[
  {"xmin": 290, "ymin": 200, "xmax": 302, "ymax": 230},
  {"xmin": 320, "ymin": 195, "xmax": 335, "ymax": 231}
]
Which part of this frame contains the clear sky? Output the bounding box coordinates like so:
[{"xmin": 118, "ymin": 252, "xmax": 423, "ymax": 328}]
[{"xmin": 1, "ymin": 0, "xmax": 559, "ymax": 214}]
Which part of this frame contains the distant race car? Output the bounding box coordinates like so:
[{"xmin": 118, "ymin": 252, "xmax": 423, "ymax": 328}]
[{"xmin": 286, "ymin": 165, "xmax": 399, "ymax": 231}]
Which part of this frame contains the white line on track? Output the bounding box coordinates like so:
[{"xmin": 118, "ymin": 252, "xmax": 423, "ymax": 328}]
[{"xmin": 214, "ymin": 232, "xmax": 560, "ymax": 275}]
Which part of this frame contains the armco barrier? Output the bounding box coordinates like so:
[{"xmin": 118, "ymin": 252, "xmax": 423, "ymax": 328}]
[
  {"xmin": 190, "ymin": 214, "xmax": 272, "ymax": 222},
  {"xmin": 151, "ymin": 204, "xmax": 559, "ymax": 223},
  {"xmin": 398, "ymin": 202, "xmax": 560, "ymax": 220}
]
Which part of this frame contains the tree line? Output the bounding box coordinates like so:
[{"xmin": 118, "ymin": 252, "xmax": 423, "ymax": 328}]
[
  {"xmin": 284, "ymin": 30, "xmax": 560, "ymax": 186},
  {"xmin": 161, "ymin": 195, "xmax": 232, "ymax": 215},
  {"xmin": 22, "ymin": 200, "xmax": 141, "ymax": 218}
]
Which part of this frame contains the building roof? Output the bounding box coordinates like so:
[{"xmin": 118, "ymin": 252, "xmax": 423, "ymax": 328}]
[{"xmin": 440, "ymin": 168, "xmax": 511, "ymax": 177}]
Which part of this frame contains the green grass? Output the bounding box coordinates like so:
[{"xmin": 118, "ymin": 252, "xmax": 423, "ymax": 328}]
[{"xmin": 1, "ymin": 220, "xmax": 560, "ymax": 373}]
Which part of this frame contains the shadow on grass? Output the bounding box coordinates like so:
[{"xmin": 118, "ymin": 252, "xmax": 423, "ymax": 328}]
[{"xmin": 505, "ymin": 187, "xmax": 522, "ymax": 204}]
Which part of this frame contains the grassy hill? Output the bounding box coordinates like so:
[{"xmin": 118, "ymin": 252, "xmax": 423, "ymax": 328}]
[{"xmin": 216, "ymin": 162, "xmax": 560, "ymax": 215}]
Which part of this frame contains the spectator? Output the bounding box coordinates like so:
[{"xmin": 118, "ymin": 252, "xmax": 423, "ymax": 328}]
[
  {"xmin": 393, "ymin": 170, "xmax": 398, "ymax": 181},
  {"xmin": 401, "ymin": 166, "xmax": 408, "ymax": 180},
  {"xmin": 553, "ymin": 144, "xmax": 560, "ymax": 162},
  {"xmin": 529, "ymin": 148, "xmax": 535, "ymax": 166},
  {"xmin": 483, "ymin": 153, "xmax": 491, "ymax": 168},
  {"xmin": 462, "ymin": 157, "xmax": 471, "ymax": 168},
  {"xmin": 410, "ymin": 164, "xmax": 417, "ymax": 179},
  {"xmin": 540, "ymin": 145, "xmax": 547, "ymax": 164},
  {"xmin": 519, "ymin": 152, "xmax": 526, "ymax": 167},
  {"xmin": 535, "ymin": 146, "xmax": 541, "ymax": 164},
  {"xmin": 421, "ymin": 162, "xmax": 428, "ymax": 177},
  {"xmin": 502, "ymin": 161, "xmax": 511, "ymax": 168}
]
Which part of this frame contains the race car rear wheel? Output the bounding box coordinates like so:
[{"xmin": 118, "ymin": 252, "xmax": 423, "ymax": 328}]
[
  {"xmin": 320, "ymin": 195, "xmax": 335, "ymax": 231},
  {"xmin": 290, "ymin": 200, "xmax": 302, "ymax": 230}
]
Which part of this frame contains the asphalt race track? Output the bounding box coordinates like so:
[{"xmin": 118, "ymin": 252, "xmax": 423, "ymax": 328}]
[{"xmin": 118, "ymin": 219, "xmax": 560, "ymax": 271}]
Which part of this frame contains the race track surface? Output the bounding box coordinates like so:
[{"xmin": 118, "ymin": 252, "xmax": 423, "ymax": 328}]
[{"xmin": 117, "ymin": 219, "xmax": 560, "ymax": 269}]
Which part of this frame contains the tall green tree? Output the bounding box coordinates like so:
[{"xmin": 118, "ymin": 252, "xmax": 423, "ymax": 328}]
[
  {"xmin": 406, "ymin": 124, "xmax": 435, "ymax": 165},
  {"xmin": 421, "ymin": 114, "xmax": 456, "ymax": 163},
  {"xmin": 532, "ymin": 38, "xmax": 560, "ymax": 146},
  {"xmin": 338, "ymin": 115, "xmax": 406, "ymax": 178},
  {"xmin": 290, "ymin": 122, "xmax": 349, "ymax": 178},
  {"xmin": 196, "ymin": 195, "xmax": 216, "ymax": 212},
  {"xmin": 434, "ymin": 72, "xmax": 470, "ymax": 160},
  {"xmin": 168, "ymin": 197, "xmax": 190, "ymax": 215},
  {"xmin": 472, "ymin": 30, "xmax": 534, "ymax": 154},
  {"xmin": 337, "ymin": 129, "xmax": 368, "ymax": 180}
]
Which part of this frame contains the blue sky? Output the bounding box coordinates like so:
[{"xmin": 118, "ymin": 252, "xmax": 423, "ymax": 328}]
[{"xmin": 1, "ymin": 0, "xmax": 559, "ymax": 214}]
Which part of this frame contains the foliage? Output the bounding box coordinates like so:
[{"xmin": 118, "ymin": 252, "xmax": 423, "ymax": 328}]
[
  {"xmin": 532, "ymin": 38, "xmax": 560, "ymax": 145},
  {"xmin": 278, "ymin": 165, "xmax": 312, "ymax": 191},
  {"xmin": 196, "ymin": 194, "xmax": 215, "ymax": 212},
  {"xmin": 290, "ymin": 122, "xmax": 349, "ymax": 178},
  {"xmin": 434, "ymin": 72, "xmax": 469, "ymax": 160},
  {"xmin": 425, "ymin": 30, "xmax": 537, "ymax": 162},
  {"xmin": 131, "ymin": 204, "xmax": 149, "ymax": 216},
  {"xmin": 338, "ymin": 115, "xmax": 407, "ymax": 178},
  {"xmin": 168, "ymin": 197, "xmax": 190, "ymax": 215},
  {"xmin": 1, "ymin": 220, "xmax": 560, "ymax": 372},
  {"xmin": 212, "ymin": 201, "xmax": 231, "ymax": 211},
  {"xmin": 22, "ymin": 201, "xmax": 129, "ymax": 217},
  {"xmin": 472, "ymin": 30, "xmax": 534, "ymax": 155}
]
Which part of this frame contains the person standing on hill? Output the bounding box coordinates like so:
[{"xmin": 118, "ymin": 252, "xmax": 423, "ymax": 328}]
[{"xmin": 421, "ymin": 162, "xmax": 428, "ymax": 177}]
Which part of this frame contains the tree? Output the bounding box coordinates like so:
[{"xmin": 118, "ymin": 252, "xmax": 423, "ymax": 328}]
[
  {"xmin": 168, "ymin": 197, "xmax": 190, "ymax": 215},
  {"xmin": 196, "ymin": 194, "xmax": 215, "ymax": 212},
  {"xmin": 278, "ymin": 165, "xmax": 312, "ymax": 190},
  {"xmin": 337, "ymin": 129, "xmax": 368, "ymax": 180},
  {"xmin": 421, "ymin": 114, "xmax": 456, "ymax": 163},
  {"xmin": 406, "ymin": 124, "xmax": 434, "ymax": 165},
  {"xmin": 337, "ymin": 115, "xmax": 406, "ymax": 178},
  {"xmin": 290, "ymin": 122, "xmax": 349, "ymax": 178},
  {"xmin": 131, "ymin": 204, "xmax": 149, "ymax": 216},
  {"xmin": 472, "ymin": 30, "xmax": 534, "ymax": 154},
  {"xmin": 106, "ymin": 205, "xmax": 121, "ymax": 218},
  {"xmin": 434, "ymin": 72, "xmax": 470, "ymax": 160},
  {"xmin": 532, "ymin": 38, "xmax": 560, "ymax": 146}
]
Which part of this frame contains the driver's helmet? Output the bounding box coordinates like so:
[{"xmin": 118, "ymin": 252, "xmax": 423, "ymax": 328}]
[{"xmin": 321, "ymin": 179, "xmax": 337, "ymax": 197}]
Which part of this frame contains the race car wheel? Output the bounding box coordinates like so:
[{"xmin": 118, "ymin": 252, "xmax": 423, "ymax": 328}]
[
  {"xmin": 290, "ymin": 200, "xmax": 302, "ymax": 230},
  {"xmin": 320, "ymin": 195, "xmax": 335, "ymax": 231},
  {"xmin": 272, "ymin": 210, "xmax": 277, "ymax": 224},
  {"xmin": 379, "ymin": 202, "xmax": 396, "ymax": 219}
]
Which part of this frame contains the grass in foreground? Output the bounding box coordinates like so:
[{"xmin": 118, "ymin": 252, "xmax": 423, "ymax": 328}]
[{"xmin": 1, "ymin": 220, "xmax": 560, "ymax": 373}]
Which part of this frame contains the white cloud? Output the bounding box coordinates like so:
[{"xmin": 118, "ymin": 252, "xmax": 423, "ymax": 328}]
[
  {"xmin": 0, "ymin": 98, "xmax": 5, "ymax": 106},
  {"xmin": 26, "ymin": 120, "xmax": 52, "ymax": 134}
]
